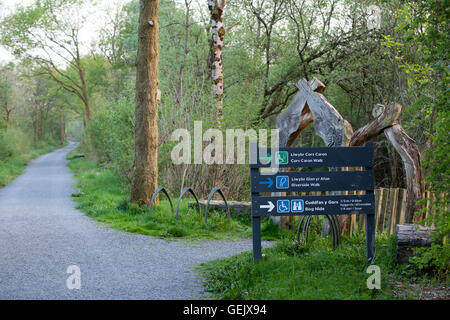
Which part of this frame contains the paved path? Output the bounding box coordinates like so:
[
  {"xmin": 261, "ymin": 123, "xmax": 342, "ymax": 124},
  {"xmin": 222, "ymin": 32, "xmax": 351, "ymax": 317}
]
[{"xmin": 0, "ymin": 143, "xmax": 269, "ymax": 299}]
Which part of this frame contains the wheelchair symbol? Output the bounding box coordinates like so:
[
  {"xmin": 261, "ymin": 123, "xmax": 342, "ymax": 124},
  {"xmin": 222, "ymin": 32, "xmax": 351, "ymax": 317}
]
[{"xmin": 277, "ymin": 200, "xmax": 290, "ymax": 213}]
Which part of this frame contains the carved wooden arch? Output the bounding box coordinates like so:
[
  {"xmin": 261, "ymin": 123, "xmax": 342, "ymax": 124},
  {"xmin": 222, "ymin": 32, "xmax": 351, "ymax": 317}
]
[{"xmin": 276, "ymin": 77, "xmax": 424, "ymax": 232}]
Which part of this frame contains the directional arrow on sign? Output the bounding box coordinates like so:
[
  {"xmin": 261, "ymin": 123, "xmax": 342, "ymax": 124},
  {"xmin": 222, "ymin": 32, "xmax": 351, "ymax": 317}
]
[
  {"xmin": 258, "ymin": 177, "xmax": 274, "ymax": 188},
  {"xmin": 259, "ymin": 201, "xmax": 275, "ymax": 212},
  {"xmin": 259, "ymin": 153, "xmax": 271, "ymax": 164}
]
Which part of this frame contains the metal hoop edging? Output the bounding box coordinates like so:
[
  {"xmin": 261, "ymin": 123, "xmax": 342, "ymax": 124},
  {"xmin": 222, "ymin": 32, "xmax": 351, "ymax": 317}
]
[
  {"xmin": 176, "ymin": 187, "xmax": 202, "ymax": 219},
  {"xmin": 149, "ymin": 187, "xmax": 174, "ymax": 216},
  {"xmin": 204, "ymin": 188, "xmax": 230, "ymax": 223}
]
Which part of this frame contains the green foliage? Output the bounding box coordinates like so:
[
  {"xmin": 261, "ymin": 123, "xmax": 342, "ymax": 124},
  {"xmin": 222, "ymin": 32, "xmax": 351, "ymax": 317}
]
[
  {"xmin": 407, "ymin": 243, "xmax": 449, "ymax": 281},
  {"xmin": 199, "ymin": 234, "xmax": 398, "ymax": 300},
  {"xmin": 390, "ymin": 0, "xmax": 449, "ymax": 276},
  {"xmin": 0, "ymin": 127, "xmax": 31, "ymax": 160},
  {"xmin": 67, "ymin": 149, "xmax": 284, "ymax": 241},
  {"xmin": 0, "ymin": 0, "xmax": 448, "ymax": 291},
  {"xmin": 88, "ymin": 94, "xmax": 134, "ymax": 184}
]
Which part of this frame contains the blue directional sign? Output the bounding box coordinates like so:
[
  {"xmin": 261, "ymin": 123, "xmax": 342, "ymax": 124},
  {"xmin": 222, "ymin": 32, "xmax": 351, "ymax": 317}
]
[
  {"xmin": 251, "ymin": 170, "xmax": 374, "ymax": 192},
  {"xmin": 276, "ymin": 200, "xmax": 290, "ymax": 213},
  {"xmin": 291, "ymin": 199, "xmax": 304, "ymax": 213},
  {"xmin": 276, "ymin": 176, "xmax": 289, "ymax": 189},
  {"xmin": 253, "ymin": 194, "xmax": 375, "ymax": 216},
  {"xmin": 250, "ymin": 142, "xmax": 376, "ymax": 264}
]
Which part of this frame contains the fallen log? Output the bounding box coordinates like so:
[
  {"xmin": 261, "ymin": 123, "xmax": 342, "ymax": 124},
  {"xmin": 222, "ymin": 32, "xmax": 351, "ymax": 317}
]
[{"xmin": 396, "ymin": 224, "xmax": 436, "ymax": 264}]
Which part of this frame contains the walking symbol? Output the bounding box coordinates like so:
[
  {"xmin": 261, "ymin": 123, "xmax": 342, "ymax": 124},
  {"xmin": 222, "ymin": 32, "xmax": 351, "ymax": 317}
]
[
  {"xmin": 276, "ymin": 176, "xmax": 289, "ymax": 189},
  {"xmin": 275, "ymin": 151, "xmax": 288, "ymax": 164}
]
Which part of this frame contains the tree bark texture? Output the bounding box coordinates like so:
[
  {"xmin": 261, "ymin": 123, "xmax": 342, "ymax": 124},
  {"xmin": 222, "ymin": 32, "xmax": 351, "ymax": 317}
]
[
  {"xmin": 385, "ymin": 124, "xmax": 425, "ymax": 222},
  {"xmin": 396, "ymin": 224, "xmax": 435, "ymax": 264},
  {"xmin": 276, "ymin": 79, "xmax": 425, "ymax": 232},
  {"xmin": 130, "ymin": 0, "xmax": 160, "ymax": 206},
  {"xmin": 348, "ymin": 103, "xmax": 424, "ymax": 223},
  {"xmin": 59, "ymin": 113, "xmax": 65, "ymax": 145},
  {"xmin": 276, "ymin": 78, "xmax": 346, "ymax": 230},
  {"xmin": 349, "ymin": 103, "xmax": 402, "ymax": 147},
  {"xmin": 208, "ymin": 0, "xmax": 225, "ymax": 122}
]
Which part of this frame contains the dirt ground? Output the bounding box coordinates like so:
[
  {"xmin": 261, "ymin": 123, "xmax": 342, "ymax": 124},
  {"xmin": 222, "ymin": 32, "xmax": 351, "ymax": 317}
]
[{"xmin": 392, "ymin": 281, "xmax": 449, "ymax": 300}]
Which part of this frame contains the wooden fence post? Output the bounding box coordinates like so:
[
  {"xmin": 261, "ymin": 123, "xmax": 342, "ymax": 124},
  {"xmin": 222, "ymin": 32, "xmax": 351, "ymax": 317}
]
[
  {"xmin": 357, "ymin": 190, "xmax": 365, "ymax": 232},
  {"xmin": 399, "ymin": 189, "xmax": 407, "ymax": 224},
  {"xmin": 375, "ymin": 188, "xmax": 382, "ymax": 233},
  {"xmin": 425, "ymin": 191, "xmax": 431, "ymax": 226},
  {"xmin": 386, "ymin": 189, "xmax": 394, "ymax": 236},
  {"xmin": 379, "ymin": 188, "xmax": 388, "ymax": 234},
  {"xmin": 389, "ymin": 188, "xmax": 399, "ymax": 235}
]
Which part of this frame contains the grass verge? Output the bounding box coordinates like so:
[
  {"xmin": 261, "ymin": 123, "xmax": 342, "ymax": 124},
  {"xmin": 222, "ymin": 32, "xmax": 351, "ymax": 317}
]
[
  {"xmin": 67, "ymin": 148, "xmax": 448, "ymax": 299},
  {"xmin": 67, "ymin": 148, "xmax": 285, "ymax": 241},
  {"xmin": 198, "ymin": 234, "xmax": 402, "ymax": 299},
  {"xmin": 0, "ymin": 142, "xmax": 67, "ymax": 188},
  {"xmin": 199, "ymin": 231, "xmax": 449, "ymax": 300}
]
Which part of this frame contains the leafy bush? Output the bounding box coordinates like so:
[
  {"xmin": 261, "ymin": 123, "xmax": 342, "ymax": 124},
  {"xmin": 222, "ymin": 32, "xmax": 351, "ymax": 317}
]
[
  {"xmin": 407, "ymin": 243, "xmax": 449, "ymax": 280},
  {"xmin": 0, "ymin": 127, "xmax": 31, "ymax": 160},
  {"xmin": 88, "ymin": 95, "xmax": 135, "ymax": 184}
]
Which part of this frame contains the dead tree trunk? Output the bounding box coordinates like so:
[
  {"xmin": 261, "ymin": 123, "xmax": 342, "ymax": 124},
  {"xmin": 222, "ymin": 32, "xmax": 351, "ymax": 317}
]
[
  {"xmin": 349, "ymin": 103, "xmax": 402, "ymax": 147},
  {"xmin": 175, "ymin": 0, "xmax": 191, "ymax": 106},
  {"xmin": 276, "ymin": 79, "xmax": 425, "ymax": 232},
  {"xmin": 208, "ymin": 0, "xmax": 225, "ymax": 122},
  {"xmin": 130, "ymin": 0, "xmax": 160, "ymax": 206},
  {"xmin": 336, "ymin": 103, "xmax": 401, "ymax": 233},
  {"xmin": 349, "ymin": 103, "xmax": 424, "ymax": 223},
  {"xmin": 33, "ymin": 83, "xmax": 40, "ymax": 148},
  {"xmin": 385, "ymin": 124, "xmax": 425, "ymax": 222}
]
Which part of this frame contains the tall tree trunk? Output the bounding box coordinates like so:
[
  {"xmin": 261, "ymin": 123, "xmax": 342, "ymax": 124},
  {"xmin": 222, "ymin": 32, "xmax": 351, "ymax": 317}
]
[
  {"xmin": 176, "ymin": 0, "xmax": 191, "ymax": 106},
  {"xmin": 59, "ymin": 113, "xmax": 65, "ymax": 144},
  {"xmin": 207, "ymin": 1, "xmax": 226, "ymax": 192},
  {"xmin": 34, "ymin": 83, "xmax": 40, "ymax": 148},
  {"xmin": 75, "ymin": 37, "xmax": 91, "ymax": 121},
  {"xmin": 208, "ymin": 0, "xmax": 225, "ymax": 122},
  {"xmin": 39, "ymin": 107, "xmax": 44, "ymax": 140},
  {"xmin": 130, "ymin": 0, "xmax": 160, "ymax": 206},
  {"xmin": 4, "ymin": 101, "xmax": 13, "ymax": 125},
  {"xmin": 34, "ymin": 105, "xmax": 39, "ymax": 148},
  {"xmin": 79, "ymin": 65, "xmax": 90, "ymax": 121}
]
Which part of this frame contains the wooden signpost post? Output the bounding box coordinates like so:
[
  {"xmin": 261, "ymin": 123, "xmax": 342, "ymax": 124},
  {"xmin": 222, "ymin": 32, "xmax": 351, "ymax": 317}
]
[{"xmin": 250, "ymin": 142, "xmax": 376, "ymax": 263}]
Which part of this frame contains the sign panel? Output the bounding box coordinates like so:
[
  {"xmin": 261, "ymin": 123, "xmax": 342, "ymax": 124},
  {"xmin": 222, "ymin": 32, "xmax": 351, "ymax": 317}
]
[
  {"xmin": 251, "ymin": 144, "xmax": 373, "ymax": 168},
  {"xmin": 249, "ymin": 142, "xmax": 376, "ymax": 263},
  {"xmin": 251, "ymin": 170, "xmax": 374, "ymax": 192},
  {"xmin": 252, "ymin": 194, "xmax": 375, "ymax": 216}
]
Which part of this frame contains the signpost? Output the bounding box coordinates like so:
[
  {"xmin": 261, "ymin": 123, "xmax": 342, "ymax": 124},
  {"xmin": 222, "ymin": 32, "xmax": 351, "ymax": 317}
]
[{"xmin": 250, "ymin": 142, "xmax": 376, "ymax": 263}]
